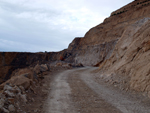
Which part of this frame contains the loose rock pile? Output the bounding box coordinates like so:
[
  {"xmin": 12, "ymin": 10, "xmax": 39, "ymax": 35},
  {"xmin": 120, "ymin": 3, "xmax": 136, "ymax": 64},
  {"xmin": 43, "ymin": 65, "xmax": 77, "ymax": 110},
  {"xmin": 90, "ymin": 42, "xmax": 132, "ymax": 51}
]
[
  {"xmin": 0, "ymin": 84, "xmax": 27, "ymax": 113},
  {"xmin": 0, "ymin": 62, "xmax": 73, "ymax": 113},
  {"xmin": 0, "ymin": 63, "xmax": 50, "ymax": 113}
]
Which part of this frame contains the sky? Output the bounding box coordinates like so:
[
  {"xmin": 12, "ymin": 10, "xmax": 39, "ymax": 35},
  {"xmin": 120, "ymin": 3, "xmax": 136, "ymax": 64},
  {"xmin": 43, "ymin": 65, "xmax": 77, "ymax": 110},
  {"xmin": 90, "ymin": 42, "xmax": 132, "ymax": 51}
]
[{"xmin": 0, "ymin": 0, "xmax": 132, "ymax": 52}]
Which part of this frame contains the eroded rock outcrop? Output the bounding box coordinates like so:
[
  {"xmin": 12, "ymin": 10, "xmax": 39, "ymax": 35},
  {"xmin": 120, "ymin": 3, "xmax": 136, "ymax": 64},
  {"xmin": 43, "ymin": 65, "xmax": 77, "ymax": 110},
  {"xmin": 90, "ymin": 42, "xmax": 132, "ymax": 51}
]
[
  {"xmin": 68, "ymin": 39, "xmax": 118, "ymax": 66},
  {"xmin": 100, "ymin": 17, "xmax": 150, "ymax": 96},
  {"xmin": 1, "ymin": 0, "xmax": 150, "ymax": 100},
  {"xmin": 0, "ymin": 63, "xmax": 51, "ymax": 113},
  {"xmin": 64, "ymin": 0, "xmax": 150, "ymax": 66},
  {"xmin": 65, "ymin": 0, "xmax": 150, "ymax": 97},
  {"xmin": 0, "ymin": 51, "xmax": 70, "ymax": 83}
]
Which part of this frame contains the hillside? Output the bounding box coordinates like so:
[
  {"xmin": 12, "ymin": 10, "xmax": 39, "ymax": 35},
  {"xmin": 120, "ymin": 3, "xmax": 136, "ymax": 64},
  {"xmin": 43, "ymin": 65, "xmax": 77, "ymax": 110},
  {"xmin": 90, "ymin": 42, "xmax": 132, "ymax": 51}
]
[
  {"xmin": 71, "ymin": 0, "xmax": 150, "ymax": 97},
  {"xmin": 66, "ymin": 0, "xmax": 150, "ymax": 66},
  {"xmin": 0, "ymin": 0, "xmax": 150, "ymax": 112},
  {"xmin": 0, "ymin": 0, "xmax": 150, "ymax": 90}
]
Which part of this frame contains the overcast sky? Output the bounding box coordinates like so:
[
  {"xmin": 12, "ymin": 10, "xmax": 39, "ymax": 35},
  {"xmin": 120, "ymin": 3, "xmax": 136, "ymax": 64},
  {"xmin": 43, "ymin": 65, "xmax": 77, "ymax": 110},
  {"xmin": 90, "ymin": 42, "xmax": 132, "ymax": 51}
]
[{"xmin": 0, "ymin": 0, "xmax": 132, "ymax": 52}]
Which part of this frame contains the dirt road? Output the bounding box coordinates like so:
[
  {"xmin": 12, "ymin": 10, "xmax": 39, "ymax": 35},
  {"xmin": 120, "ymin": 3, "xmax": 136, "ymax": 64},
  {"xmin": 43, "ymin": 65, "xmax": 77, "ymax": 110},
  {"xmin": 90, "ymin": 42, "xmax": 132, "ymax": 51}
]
[{"xmin": 43, "ymin": 67, "xmax": 150, "ymax": 113}]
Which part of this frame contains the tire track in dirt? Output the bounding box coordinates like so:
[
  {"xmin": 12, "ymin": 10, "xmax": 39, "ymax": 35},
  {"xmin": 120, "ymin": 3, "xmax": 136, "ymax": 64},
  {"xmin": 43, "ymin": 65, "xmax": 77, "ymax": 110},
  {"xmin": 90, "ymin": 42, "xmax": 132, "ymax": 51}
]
[
  {"xmin": 43, "ymin": 70, "xmax": 77, "ymax": 113},
  {"xmin": 43, "ymin": 67, "xmax": 150, "ymax": 113},
  {"xmin": 68, "ymin": 69, "xmax": 121, "ymax": 113},
  {"xmin": 79, "ymin": 67, "xmax": 150, "ymax": 113}
]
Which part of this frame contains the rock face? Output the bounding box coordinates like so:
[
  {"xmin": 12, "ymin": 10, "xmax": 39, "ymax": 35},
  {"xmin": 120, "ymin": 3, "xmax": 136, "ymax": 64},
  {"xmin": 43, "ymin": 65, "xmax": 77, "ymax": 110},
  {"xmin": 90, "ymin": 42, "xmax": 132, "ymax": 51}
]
[
  {"xmin": 1, "ymin": 0, "xmax": 150, "ymax": 98},
  {"xmin": 68, "ymin": 39, "xmax": 118, "ymax": 66},
  {"xmin": 62, "ymin": 0, "xmax": 150, "ymax": 67},
  {"xmin": 65, "ymin": 0, "xmax": 150, "ymax": 96},
  {"xmin": 85, "ymin": 0, "xmax": 150, "ymax": 96},
  {"xmin": 0, "ymin": 51, "xmax": 68, "ymax": 83},
  {"xmin": 0, "ymin": 62, "xmax": 51, "ymax": 112},
  {"xmin": 101, "ymin": 17, "xmax": 150, "ymax": 94}
]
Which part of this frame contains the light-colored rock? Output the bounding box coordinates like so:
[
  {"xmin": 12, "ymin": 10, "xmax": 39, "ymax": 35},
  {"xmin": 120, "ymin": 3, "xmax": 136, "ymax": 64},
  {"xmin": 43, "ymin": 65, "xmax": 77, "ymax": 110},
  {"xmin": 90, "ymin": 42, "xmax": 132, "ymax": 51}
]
[
  {"xmin": 4, "ymin": 84, "xmax": 21, "ymax": 94},
  {"xmin": 56, "ymin": 62, "xmax": 62, "ymax": 66},
  {"xmin": 34, "ymin": 64, "xmax": 40, "ymax": 74},
  {"xmin": 4, "ymin": 84, "xmax": 13, "ymax": 91},
  {"xmin": 34, "ymin": 64, "xmax": 48, "ymax": 74},
  {"xmin": 1, "ymin": 75, "xmax": 31, "ymax": 90},
  {"xmin": 19, "ymin": 86, "xmax": 25, "ymax": 93},
  {"xmin": 8, "ymin": 76, "xmax": 31, "ymax": 89},
  {"xmin": 19, "ymin": 94, "xmax": 27, "ymax": 103},
  {"xmin": 41, "ymin": 64, "xmax": 49, "ymax": 71},
  {"xmin": 13, "ymin": 85, "xmax": 21, "ymax": 94},
  {"xmin": 12, "ymin": 68, "xmax": 35, "ymax": 80},
  {"xmin": 4, "ymin": 90, "xmax": 15, "ymax": 97},
  {"xmin": 0, "ymin": 98, "xmax": 5, "ymax": 108},
  {"xmin": 3, "ymin": 108, "xmax": 9, "ymax": 113},
  {"xmin": 8, "ymin": 104, "xmax": 15, "ymax": 112}
]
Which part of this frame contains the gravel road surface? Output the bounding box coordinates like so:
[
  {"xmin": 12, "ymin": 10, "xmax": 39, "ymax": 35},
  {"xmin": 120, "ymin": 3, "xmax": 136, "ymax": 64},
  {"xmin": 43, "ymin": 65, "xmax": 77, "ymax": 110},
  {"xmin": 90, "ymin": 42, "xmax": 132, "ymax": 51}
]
[{"xmin": 43, "ymin": 67, "xmax": 150, "ymax": 113}]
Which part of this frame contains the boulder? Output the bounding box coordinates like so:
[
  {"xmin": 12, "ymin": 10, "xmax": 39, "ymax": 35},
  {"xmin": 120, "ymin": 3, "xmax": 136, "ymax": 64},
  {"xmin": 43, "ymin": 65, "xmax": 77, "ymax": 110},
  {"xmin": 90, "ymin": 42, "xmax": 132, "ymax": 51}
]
[
  {"xmin": 0, "ymin": 98, "xmax": 5, "ymax": 109},
  {"xmin": 4, "ymin": 84, "xmax": 13, "ymax": 91},
  {"xmin": 34, "ymin": 64, "xmax": 48, "ymax": 74},
  {"xmin": 12, "ymin": 68, "xmax": 36, "ymax": 80},
  {"xmin": 73, "ymin": 63, "xmax": 83, "ymax": 67},
  {"xmin": 4, "ymin": 90, "xmax": 15, "ymax": 97},
  {"xmin": 2, "ymin": 108, "xmax": 9, "ymax": 113},
  {"xmin": 40, "ymin": 64, "xmax": 49, "ymax": 72},
  {"xmin": 1, "ymin": 76, "xmax": 31, "ymax": 90},
  {"xmin": 8, "ymin": 104, "xmax": 15, "ymax": 112},
  {"xmin": 56, "ymin": 62, "xmax": 63, "ymax": 66},
  {"xmin": 19, "ymin": 94, "xmax": 27, "ymax": 103},
  {"xmin": 62, "ymin": 63, "xmax": 72, "ymax": 68}
]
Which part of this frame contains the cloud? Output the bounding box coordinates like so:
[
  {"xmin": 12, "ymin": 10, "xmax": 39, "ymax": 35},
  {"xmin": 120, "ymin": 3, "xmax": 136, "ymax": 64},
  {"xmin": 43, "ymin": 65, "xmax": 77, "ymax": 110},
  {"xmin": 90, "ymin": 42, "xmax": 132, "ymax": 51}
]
[{"xmin": 0, "ymin": 0, "xmax": 132, "ymax": 52}]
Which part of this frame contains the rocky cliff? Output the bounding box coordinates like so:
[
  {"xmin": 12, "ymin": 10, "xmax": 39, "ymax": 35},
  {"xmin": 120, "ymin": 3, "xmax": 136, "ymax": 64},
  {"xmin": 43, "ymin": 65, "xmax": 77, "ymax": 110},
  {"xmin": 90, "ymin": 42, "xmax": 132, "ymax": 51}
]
[
  {"xmin": 67, "ymin": 38, "xmax": 118, "ymax": 66},
  {"xmin": 65, "ymin": 0, "xmax": 150, "ymax": 96},
  {"xmin": 0, "ymin": 51, "xmax": 71, "ymax": 83},
  {"xmin": 87, "ymin": 0, "xmax": 150, "ymax": 97},
  {"xmin": 66, "ymin": 0, "xmax": 150, "ymax": 66},
  {"xmin": 100, "ymin": 17, "xmax": 150, "ymax": 96},
  {"xmin": 1, "ymin": 0, "xmax": 150, "ymax": 97}
]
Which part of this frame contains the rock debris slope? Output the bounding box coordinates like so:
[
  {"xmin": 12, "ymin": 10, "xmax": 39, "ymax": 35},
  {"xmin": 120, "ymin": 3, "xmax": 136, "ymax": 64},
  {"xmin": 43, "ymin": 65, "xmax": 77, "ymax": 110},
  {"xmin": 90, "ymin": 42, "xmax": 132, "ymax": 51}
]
[
  {"xmin": 66, "ymin": 0, "xmax": 150, "ymax": 97},
  {"xmin": 1, "ymin": 0, "xmax": 150, "ymax": 83},
  {"xmin": 101, "ymin": 17, "xmax": 150, "ymax": 97},
  {"xmin": 66, "ymin": 0, "xmax": 150, "ymax": 66},
  {"xmin": 0, "ymin": 1, "xmax": 150, "ymax": 112}
]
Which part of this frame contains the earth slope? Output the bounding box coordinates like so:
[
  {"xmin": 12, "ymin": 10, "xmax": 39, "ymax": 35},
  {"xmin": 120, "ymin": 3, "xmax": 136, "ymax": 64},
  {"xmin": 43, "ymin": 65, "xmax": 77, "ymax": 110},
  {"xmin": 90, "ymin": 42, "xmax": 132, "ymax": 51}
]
[
  {"xmin": 1, "ymin": 0, "xmax": 150, "ymax": 97},
  {"xmin": 67, "ymin": 0, "xmax": 150, "ymax": 66},
  {"xmin": 66, "ymin": 0, "xmax": 150, "ymax": 96}
]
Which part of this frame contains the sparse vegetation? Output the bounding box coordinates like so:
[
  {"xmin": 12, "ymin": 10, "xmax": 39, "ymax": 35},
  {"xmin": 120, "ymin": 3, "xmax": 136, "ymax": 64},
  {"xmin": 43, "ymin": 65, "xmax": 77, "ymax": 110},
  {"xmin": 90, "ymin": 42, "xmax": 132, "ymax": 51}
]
[
  {"xmin": 136, "ymin": 0, "xmax": 150, "ymax": 6},
  {"xmin": 111, "ymin": 10, "xmax": 128, "ymax": 16},
  {"xmin": 111, "ymin": 0, "xmax": 150, "ymax": 16}
]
